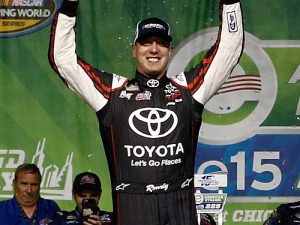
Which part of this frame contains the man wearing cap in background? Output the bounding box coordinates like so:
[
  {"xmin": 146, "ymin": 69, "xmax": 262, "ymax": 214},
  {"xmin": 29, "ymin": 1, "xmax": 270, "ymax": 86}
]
[
  {"xmin": 263, "ymin": 201, "xmax": 300, "ymax": 225},
  {"xmin": 48, "ymin": 0, "xmax": 244, "ymax": 224},
  {"xmin": 0, "ymin": 163, "xmax": 60, "ymax": 225},
  {"xmin": 50, "ymin": 172, "xmax": 112, "ymax": 225}
]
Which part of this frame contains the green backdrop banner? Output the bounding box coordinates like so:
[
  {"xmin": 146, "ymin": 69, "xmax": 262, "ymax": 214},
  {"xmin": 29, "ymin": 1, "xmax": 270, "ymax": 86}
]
[{"xmin": 0, "ymin": 0, "xmax": 299, "ymax": 224}]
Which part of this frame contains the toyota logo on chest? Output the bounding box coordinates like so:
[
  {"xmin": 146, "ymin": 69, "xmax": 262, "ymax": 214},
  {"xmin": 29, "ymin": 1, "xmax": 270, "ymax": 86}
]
[
  {"xmin": 128, "ymin": 108, "xmax": 178, "ymax": 138},
  {"xmin": 147, "ymin": 79, "xmax": 159, "ymax": 88}
]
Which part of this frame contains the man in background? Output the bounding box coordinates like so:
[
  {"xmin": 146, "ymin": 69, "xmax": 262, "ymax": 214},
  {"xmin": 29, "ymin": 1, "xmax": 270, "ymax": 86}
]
[
  {"xmin": 50, "ymin": 172, "xmax": 112, "ymax": 225},
  {"xmin": 263, "ymin": 201, "xmax": 300, "ymax": 225},
  {"xmin": 0, "ymin": 163, "xmax": 60, "ymax": 225}
]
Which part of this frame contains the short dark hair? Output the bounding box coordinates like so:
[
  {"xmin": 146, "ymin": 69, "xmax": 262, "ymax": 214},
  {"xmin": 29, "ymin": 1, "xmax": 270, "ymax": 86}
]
[{"xmin": 14, "ymin": 163, "xmax": 42, "ymax": 183}]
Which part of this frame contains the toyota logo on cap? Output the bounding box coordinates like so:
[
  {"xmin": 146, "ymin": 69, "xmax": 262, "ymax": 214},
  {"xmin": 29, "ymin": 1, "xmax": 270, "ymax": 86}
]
[
  {"xmin": 147, "ymin": 79, "xmax": 159, "ymax": 88},
  {"xmin": 129, "ymin": 108, "xmax": 178, "ymax": 138}
]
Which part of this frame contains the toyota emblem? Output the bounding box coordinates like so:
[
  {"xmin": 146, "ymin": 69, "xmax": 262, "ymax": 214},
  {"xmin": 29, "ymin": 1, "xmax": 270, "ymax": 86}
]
[
  {"xmin": 128, "ymin": 108, "xmax": 178, "ymax": 138},
  {"xmin": 147, "ymin": 79, "xmax": 159, "ymax": 88}
]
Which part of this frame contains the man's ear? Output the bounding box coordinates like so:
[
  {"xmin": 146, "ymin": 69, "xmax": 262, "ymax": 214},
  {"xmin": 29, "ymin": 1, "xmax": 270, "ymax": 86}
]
[
  {"xmin": 12, "ymin": 179, "xmax": 16, "ymax": 192},
  {"xmin": 132, "ymin": 44, "xmax": 137, "ymax": 58},
  {"xmin": 168, "ymin": 45, "xmax": 173, "ymax": 57}
]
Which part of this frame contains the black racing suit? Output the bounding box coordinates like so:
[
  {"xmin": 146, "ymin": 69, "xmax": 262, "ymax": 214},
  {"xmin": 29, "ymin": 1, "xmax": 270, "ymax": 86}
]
[{"xmin": 48, "ymin": 0, "xmax": 244, "ymax": 224}]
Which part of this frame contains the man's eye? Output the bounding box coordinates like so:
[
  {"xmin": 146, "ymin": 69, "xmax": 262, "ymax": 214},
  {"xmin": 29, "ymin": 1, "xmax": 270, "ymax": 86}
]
[{"xmin": 158, "ymin": 42, "xmax": 169, "ymax": 47}]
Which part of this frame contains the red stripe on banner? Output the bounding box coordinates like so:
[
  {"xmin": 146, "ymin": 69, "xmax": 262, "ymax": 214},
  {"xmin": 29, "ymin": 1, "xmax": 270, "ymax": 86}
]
[{"xmin": 218, "ymin": 87, "xmax": 262, "ymax": 94}]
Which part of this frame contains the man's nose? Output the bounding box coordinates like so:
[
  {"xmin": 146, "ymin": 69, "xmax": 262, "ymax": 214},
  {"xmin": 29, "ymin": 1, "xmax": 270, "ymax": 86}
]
[
  {"xmin": 150, "ymin": 42, "xmax": 158, "ymax": 52},
  {"xmin": 26, "ymin": 185, "xmax": 32, "ymax": 193}
]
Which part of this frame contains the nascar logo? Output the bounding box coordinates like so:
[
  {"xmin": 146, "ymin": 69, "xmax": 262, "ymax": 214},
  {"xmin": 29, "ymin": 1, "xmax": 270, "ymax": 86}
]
[{"xmin": 0, "ymin": 0, "xmax": 59, "ymax": 38}]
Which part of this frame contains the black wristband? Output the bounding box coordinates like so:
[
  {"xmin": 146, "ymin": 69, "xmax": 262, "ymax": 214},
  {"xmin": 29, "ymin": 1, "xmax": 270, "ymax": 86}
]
[
  {"xmin": 221, "ymin": 0, "xmax": 240, "ymax": 5},
  {"xmin": 60, "ymin": 0, "xmax": 79, "ymax": 17}
]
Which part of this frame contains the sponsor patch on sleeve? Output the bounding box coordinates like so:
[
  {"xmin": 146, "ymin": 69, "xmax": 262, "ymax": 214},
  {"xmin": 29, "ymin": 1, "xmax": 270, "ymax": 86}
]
[{"xmin": 227, "ymin": 11, "xmax": 238, "ymax": 33}]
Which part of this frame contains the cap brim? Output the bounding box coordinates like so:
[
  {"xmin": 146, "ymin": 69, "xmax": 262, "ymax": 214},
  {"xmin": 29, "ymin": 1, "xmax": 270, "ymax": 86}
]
[
  {"xmin": 135, "ymin": 31, "xmax": 172, "ymax": 43},
  {"xmin": 74, "ymin": 184, "xmax": 101, "ymax": 193}
]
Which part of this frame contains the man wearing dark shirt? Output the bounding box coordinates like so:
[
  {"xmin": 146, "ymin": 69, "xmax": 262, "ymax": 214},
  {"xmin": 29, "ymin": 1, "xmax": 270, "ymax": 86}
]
[{"xmin": 51, "ymin": 172, "xmax": 112, "ymax": 225}]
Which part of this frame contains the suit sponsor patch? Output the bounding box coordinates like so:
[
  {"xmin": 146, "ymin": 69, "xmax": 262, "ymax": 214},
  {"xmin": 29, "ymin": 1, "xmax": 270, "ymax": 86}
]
[{"xmin": 227, "ymin": 11, "xmax": 238, "ymax": 32}]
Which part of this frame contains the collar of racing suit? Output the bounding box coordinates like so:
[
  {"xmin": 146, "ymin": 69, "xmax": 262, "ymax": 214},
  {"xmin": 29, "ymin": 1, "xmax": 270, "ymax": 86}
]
[{"xmin": 134, "ymin": 70, "xmax": 169, "ymax": 88}]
